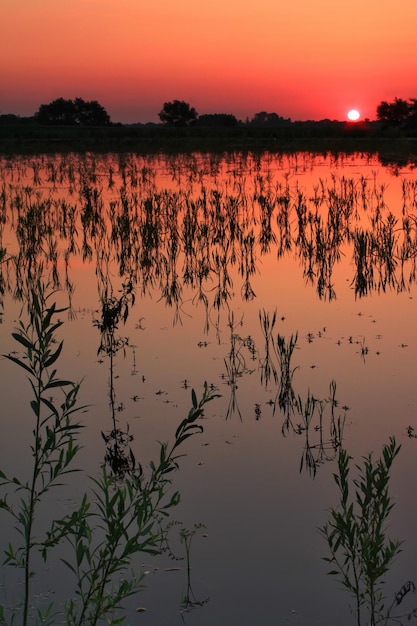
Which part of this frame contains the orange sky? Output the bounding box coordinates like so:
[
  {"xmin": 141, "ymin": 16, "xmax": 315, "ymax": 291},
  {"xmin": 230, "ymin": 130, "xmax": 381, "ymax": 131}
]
[{"xmin": 1, "ymin": 0, "xmax": 417, "ymax": 124}]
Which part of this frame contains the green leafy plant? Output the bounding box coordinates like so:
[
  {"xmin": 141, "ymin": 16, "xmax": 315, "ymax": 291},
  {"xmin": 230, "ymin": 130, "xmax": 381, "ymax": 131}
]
[
  {"xmin": 320, "ymin": 437, "xmax": 417, "ymax": 625},
  {"xmin": 0, "ymin": 282, "xmax": 220, "ymax": 625},
  {"xmin": 0, "ymin": 282, "xmax": 86, "ymax": 625},
  {"xmin": 44, "ymin": 382, "xmax": 219, "ymax": 626}
]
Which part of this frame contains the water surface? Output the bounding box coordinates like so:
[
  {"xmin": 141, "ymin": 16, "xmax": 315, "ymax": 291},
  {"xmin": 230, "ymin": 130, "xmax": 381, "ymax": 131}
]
[{"xmin": 1, "ymin": 151, "xmax": 417, "ymax": 625}]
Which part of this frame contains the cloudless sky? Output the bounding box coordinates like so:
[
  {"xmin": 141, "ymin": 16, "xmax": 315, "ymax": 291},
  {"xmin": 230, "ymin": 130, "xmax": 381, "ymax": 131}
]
[{"xmin": 1, "ymin": 0, "xmax": 416, "ymax": 123}]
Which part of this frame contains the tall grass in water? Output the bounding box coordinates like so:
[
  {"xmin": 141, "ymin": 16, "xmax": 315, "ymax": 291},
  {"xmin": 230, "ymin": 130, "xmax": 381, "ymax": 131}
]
[
  {"xmin": 94, "ymin": 277, "xmax": 137, "ymax": 477},
  {"xmin": 0, "ymin": 281, "xmax": 219, "ymax": 625},
  {"xmin": 320, "ymin": 437, "xmax": 417, "ymax": 625},
  {"xmin": 0, "ymin": 282, "xmax": 85, "ymax": 625}
]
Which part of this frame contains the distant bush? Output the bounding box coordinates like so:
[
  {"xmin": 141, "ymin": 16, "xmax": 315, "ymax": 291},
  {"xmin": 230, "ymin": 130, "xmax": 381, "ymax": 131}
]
[
  {"xmin": 194, "ymin": 113, "xmax": 240, "ymax": 127},
  {"xmin": 34, "ymin": 97, "xmax": 111, "ymax": 126},
  {"xmin": 248, "ymin": 111, "xmax": 291, "ymax": 127}
]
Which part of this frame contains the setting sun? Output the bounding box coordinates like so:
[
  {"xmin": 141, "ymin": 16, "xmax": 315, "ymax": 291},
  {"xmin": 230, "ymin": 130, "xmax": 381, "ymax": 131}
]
[{"xmin": 347, "ymin": 109, "xmax": 361, "ymax": 121}]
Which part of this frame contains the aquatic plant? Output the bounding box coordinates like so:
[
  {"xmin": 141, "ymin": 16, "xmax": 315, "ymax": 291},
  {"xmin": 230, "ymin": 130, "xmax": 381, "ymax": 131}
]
[
  {"xmin": 50, "ymin": 380, "xmax": 217, "ymax": 626},
  {"xmin": 258, "ymin": 310, "xmax": 345, "ymax": 475},
  {"xmin": 258, "ymin": 308, "xmax": 279, "ymax": 388},
  {"xmin": 0, "ymin": 282, "xmax": 86, "ymax": 625},
  {"xmin": 3, "ymin": 153, "xmax": 417, "ymax": 322},
  {"xmin": 0, "ymin": 281, "xmax": 220, "ymax": 625},
  {"xmin": 276, "ymin": 331, "xmax": 299, "ymax": 418},
  {"xmin": 295, "ymin": 382, "xmax": 344, "ymax": 477},
  {"xmin": 93, "ymin": 277, "xmax": 138, "ymax": 477},
  {"xmin": 162, "ymin": 521, "xmax": 209, "ymax": 614},
  {"xmin": 320, "ymin": 437, "xmax": 417, "ymax": 625},
  {"xmin": 222, "ymin": 312, "xmax": 255, "ymax": 420}
]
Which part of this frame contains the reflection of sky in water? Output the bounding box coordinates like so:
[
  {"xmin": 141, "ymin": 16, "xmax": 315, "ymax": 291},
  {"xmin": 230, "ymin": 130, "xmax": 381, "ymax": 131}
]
[{"xmin": 0, "ymin": 152, "xmax": 417, "ymax": 625}]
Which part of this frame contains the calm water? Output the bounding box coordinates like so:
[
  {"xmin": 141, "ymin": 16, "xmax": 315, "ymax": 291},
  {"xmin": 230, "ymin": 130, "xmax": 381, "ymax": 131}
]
[{"xmin": 1, "ymin": 151, "xmax": 417, "ymax": 625}]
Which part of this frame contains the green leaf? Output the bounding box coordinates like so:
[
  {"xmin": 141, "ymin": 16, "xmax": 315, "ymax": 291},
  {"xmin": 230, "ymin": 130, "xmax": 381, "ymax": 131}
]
[
  {"xmin": 44, "ymin": 341, "xmax": 63, "ymax": 368},
  {"xmin": 191, "ymin": 388, "xmax": 197, "ymax": 409},
  {"xmin": 3, "ymin": 354, "xmax": 33, "ymax": 375},
  {"xmin": 30, "ymin": 399, "xmax": 40, "ymax": 416},
  {"xmin": 60, "ymin": 557, "xmax": 77, "ymax": 575},
  {"xmin": 10, "ymin": 332, "xmax": 33, "ymax": 349},
  {"xmin": 43, "ymin": 379, "xmax": 74, "ymax": 389}
]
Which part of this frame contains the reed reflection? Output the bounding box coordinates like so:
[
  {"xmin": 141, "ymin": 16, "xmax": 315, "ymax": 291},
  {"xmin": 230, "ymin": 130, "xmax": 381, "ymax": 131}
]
[
  {"xmin": 93, "ymin": 278, "xmax": 141, "ymax": 478},
  {"xmin": 2, "ymin": 153, "xmax": 417, "ymax": 316},
  {"xmin": 216, "ymin": 304, "xmax": 346, "ymax": 475},
  {"xmin": 259, "ymin": 308, "xmax": 345, "ymax": 477},
  {"xmin": 221, "ymin": 312, "xmax": 256, "ymax": 420}
]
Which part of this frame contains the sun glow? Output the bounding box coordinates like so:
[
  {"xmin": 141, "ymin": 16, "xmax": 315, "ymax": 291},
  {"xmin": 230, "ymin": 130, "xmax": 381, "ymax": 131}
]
[{"xmin": 347, "ymin": 109, "xmax": 360, "ymax": 121}]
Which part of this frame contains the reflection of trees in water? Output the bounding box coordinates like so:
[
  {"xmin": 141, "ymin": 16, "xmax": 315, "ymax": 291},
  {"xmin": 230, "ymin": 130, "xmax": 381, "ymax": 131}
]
[{"xmin": 2, "ymin": 152, "xmax": 417, "ymax": 315}]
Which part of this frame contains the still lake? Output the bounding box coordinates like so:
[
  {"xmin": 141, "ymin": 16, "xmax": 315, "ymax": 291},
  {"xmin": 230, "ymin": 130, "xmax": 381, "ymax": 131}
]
[{"xmin": 1, "ymin": 150, "xmax": 417, "ymax": 625}]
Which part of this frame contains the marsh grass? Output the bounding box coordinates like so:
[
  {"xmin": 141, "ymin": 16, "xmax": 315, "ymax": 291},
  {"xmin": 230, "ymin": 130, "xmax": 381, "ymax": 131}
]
[{"xmin": 0, "ymin": 281, "xmax": 220, "ymax": 625}]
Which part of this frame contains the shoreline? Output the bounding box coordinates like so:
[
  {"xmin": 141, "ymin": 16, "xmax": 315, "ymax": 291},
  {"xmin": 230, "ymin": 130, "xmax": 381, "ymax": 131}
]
[{"xmin": 1, "ymin": 124, "xmax": 417, "ymax": 165}]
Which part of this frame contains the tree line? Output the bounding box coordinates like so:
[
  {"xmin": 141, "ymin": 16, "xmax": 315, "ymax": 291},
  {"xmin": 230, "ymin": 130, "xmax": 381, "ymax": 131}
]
[{"xmin": 1, "ymin": 96, "xmax": 417, "ymax": 128}]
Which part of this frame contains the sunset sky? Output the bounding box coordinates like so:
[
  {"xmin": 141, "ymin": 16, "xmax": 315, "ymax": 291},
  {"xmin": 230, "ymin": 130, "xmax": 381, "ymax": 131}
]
[{"xmin": 2, "ymin": 0, "xmax": 417, "ymax": 124}]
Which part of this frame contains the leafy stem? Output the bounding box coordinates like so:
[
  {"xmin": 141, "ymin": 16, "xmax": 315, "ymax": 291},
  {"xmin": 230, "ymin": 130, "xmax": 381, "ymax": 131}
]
[{"xmin": 320, "ymin": 437, "xmax": 416, "ymax": 626}]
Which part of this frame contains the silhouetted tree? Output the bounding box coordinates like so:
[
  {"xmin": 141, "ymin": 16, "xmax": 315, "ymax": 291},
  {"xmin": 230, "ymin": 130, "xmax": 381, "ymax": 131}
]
[
  {"xmin": 158, "ymin": 100, "xmax": 198, "ymax": 127},
  {"xmin": 406, "ymin": 98, "xmax": 417, "ymax": 129},
  {"xmin": 376, "ymin": 98, "xmax": 411, "ymax": 125},
  {"xmin": 35, "ymin": 97, "xmax": 111, "ymax": 126},
  {"xmin": 194, "ymin": 113, "xmax": 239, "ymax": 127},
  {"xmin": 73, "ymin": 98, "xmax": 111, "ymax": 125},
  {"xmin": 249, "ymin": 111, "xmax": 291, "ymax": 127}
]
